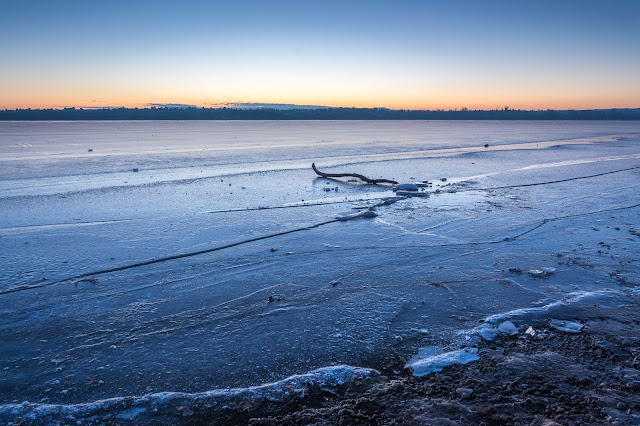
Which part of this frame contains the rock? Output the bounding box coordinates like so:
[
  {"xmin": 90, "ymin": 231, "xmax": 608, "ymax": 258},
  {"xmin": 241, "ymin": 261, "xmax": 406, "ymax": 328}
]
[
  {"xmin": 456, "ymin": 387, "xmax": 473, "ymax": 399},
  {"xmin": 498, "ymin": 321, "xmax": 518, "ymax": 335}
]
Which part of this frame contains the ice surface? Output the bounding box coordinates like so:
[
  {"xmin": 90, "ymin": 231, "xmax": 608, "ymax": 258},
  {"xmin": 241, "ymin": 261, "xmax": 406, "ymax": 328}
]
[{"xmin": 1, "ymin": 120, "xmax": 639, "ymax": 408}]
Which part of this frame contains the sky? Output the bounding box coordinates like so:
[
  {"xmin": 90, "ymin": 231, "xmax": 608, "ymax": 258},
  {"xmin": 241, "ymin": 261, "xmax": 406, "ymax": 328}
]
[{"xmin": 1, "ymin": 0, "xmax": 639, "ymax": 110}]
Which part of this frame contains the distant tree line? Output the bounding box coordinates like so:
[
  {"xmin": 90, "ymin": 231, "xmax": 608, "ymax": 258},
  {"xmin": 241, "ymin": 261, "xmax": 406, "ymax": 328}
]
[{"xmin": 1, "ymin": 107, "xmax": 639, "ymax": 120}]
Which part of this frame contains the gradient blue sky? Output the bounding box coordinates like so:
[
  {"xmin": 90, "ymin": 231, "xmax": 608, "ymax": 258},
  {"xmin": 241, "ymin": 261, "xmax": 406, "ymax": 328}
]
[{"xmin": 1, "ymin": 0, "xmax": 639, "ymax": 109}]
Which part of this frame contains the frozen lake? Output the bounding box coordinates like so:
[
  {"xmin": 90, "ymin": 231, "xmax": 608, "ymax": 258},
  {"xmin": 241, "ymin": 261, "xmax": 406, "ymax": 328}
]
[{"xmin": 1, "ymin": 120, "xmax": 640, "ymax": 419}]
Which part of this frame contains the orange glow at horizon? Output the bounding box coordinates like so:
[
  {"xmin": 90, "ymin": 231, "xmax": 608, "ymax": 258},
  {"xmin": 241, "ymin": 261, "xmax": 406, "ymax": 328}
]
[{"xmin": 2, "ymin": 95, "xmax": 638, "ymax": 112}]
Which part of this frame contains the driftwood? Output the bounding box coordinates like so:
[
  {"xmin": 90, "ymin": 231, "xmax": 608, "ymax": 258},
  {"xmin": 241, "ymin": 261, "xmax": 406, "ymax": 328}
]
[{"xmin": 312, "ymin": 163, "xmax": 397, "ymax": 185}]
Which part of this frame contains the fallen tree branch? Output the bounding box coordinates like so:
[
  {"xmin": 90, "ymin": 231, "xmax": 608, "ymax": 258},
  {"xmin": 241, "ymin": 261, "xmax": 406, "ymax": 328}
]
[{"xmin": 312, "ymin": 163, "xmax": 398, "ymax": 185}]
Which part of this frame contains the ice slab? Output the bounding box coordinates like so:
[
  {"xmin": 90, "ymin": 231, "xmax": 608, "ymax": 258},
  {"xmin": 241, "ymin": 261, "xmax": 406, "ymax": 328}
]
[
  {"xmin": 406, "ymin": 347, "xmax": 479, "ymax": 376},
  {"xmin": 550, "ymin": 319, "xmax": 584, "ymax": 333},
  {"xmin": 498, "ymin": 320, "xmax": 519, "ymax": 335}
]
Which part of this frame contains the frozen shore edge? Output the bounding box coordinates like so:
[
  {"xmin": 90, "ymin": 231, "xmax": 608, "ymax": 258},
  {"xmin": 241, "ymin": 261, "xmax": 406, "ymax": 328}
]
[
  {"xmin": 5, "ymin": 288, "xmax": 635, "ymax": 423},
  {"xmin": 0, "ymin": 365, "xmax": 377, "ymax": 423}
]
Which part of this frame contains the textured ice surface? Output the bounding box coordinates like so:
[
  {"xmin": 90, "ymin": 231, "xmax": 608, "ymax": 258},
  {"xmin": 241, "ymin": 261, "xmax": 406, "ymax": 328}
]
[{"xmin": 1, "ymin": 121, "xmax": 639, "ymax": 407}]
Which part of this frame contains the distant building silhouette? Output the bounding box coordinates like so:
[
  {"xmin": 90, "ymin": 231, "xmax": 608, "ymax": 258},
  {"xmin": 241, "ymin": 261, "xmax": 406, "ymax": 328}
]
[{"xmin": 0, "ymin": 107, "xmax": 639, "ymax": 120}]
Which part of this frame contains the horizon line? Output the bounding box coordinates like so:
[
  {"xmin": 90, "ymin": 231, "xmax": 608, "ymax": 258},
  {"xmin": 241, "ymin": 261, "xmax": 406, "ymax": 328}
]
[{"xmin": 3, "ymin": 106, "xmax": 640, "ymax": 112}]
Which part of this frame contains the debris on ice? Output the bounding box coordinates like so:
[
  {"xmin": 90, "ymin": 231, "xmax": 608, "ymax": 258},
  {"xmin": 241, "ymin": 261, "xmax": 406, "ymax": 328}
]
[
  {"xmin": 394, "ymin": 183, "xmax": 419, "ymax": 192},
  {"xmin": 528, "ymin": 267, "xmax": 556, "ymax": 278},
  {"xmin": 335, "ymin": 210, "xmax": 377, "ymax": 221}
]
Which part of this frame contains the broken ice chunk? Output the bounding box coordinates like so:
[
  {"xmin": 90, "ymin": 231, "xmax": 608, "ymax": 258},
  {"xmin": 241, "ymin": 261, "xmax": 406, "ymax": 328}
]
[
  {"xmin": 498, "ymin": 320, "xmax": 518, "ymax": 335},
  {"xmin": 478, "ymin": 326, "xmax": 500, "ymax": 341},
  {"xmin": 406, "ymin": 347, "xmax": 479, "ymax": 376},
  {"xmin": 550, "ymin": 319, "xmax": 583, "ymax": 333}
]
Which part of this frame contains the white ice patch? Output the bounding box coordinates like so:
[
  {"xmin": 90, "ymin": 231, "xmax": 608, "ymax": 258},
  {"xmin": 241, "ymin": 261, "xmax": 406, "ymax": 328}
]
[
  {"xmin": 550, "ymin": 319, "xmax": 584, "ymax": 333},
  {"xmin": 406, "ymin": 347, "xmax": 479, "ymax": 377},
  {"xmin": 0, "ymin": 366, "xmax": 376, "ymax": 423}
]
